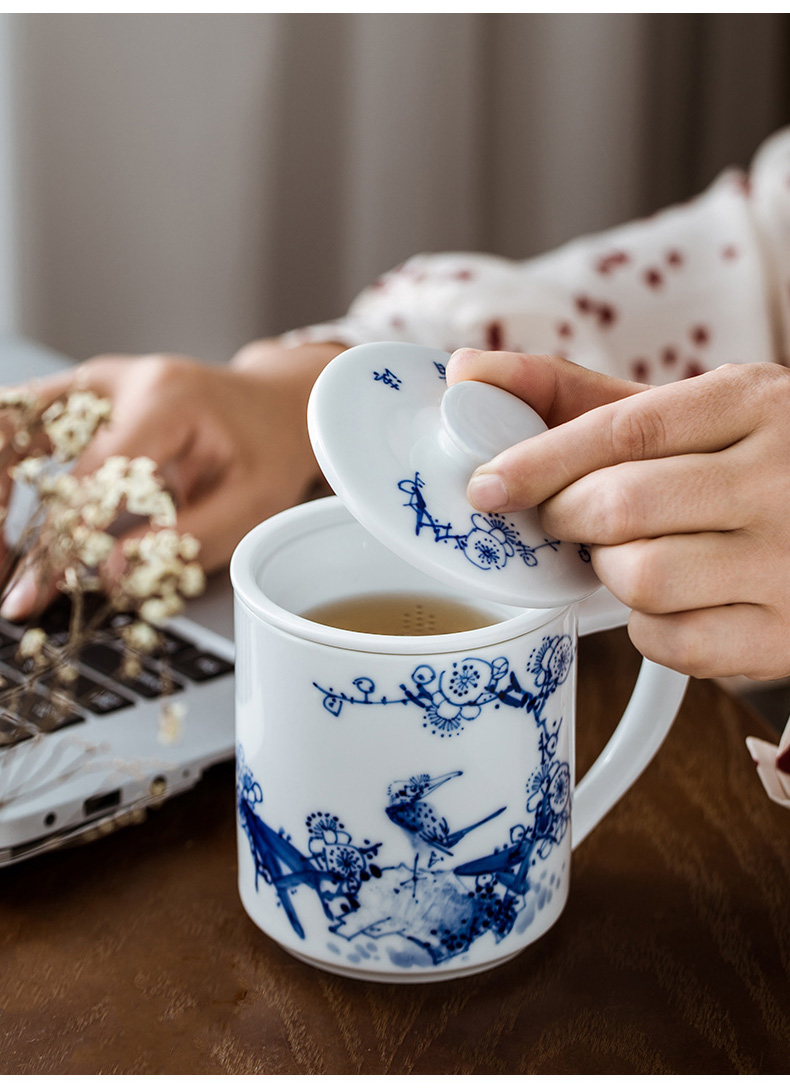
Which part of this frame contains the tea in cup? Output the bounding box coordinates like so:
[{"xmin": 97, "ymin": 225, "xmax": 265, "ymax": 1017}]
[{"xmin": 231, "ymin": 497, "xmax": 687, "ymax": 982}]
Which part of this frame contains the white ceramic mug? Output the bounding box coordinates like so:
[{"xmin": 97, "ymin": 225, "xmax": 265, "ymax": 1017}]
[{"xmin": 231, "ymin": 497, "xmax": 688, "ymax": 983}]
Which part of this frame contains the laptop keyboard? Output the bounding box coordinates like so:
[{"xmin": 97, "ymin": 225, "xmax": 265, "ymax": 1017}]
[{"xmin": 0, "ymin": 594, "xmax": 233, "ymax": 748}]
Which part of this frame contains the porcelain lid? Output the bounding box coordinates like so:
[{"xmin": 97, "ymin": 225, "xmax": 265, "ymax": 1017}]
[{"xmin": 307, "ymin": 342, "xmax": 599, "ymax": 608}]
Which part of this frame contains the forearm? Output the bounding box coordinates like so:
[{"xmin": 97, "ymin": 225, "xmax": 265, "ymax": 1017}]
[
  {"xmin": 230, "ymin": 337, "xmax": 348, "ymax": 389},
  {"xmin": 229, "ymin": 337, "xmax": 349, "ymax": 504}
]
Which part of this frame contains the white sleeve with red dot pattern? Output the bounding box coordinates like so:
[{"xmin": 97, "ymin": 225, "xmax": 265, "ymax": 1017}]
[{"xmin": 283, "ymin": 130, "xmax": 790, "ymax": 385}]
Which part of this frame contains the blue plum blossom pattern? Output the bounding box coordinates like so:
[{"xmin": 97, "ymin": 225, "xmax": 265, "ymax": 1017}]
[
  {"xmin": 530, "ymin": 634, "xmax": 574, "ymax": 693},
  {"xmin": 397, "ymin": 472, "xmax": 591, "ymax": 570},
  {"xmin": 465, "ymin": 514, "xmax": 515, "ymax": 570},
  {"xmin": 315, "ymin": 654, "xmax": 512, "ymax": 737},
  {"xmin": 314, "ymin": 633, "xmax": 572, "ymax": 741}
]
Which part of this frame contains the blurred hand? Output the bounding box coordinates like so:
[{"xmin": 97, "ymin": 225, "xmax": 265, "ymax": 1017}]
[
  {"xmin": 1, "ymin": 339, "xmax": 344, "ymax": 618},
  {"xmin": 447, "ymin": 348, "xmax": 790, "ymax": 681}
]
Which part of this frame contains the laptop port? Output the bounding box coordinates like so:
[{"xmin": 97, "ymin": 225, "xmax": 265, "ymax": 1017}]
[{"xmin": 83, "ymin": 788, "xmax": 122, "ymax": 816}]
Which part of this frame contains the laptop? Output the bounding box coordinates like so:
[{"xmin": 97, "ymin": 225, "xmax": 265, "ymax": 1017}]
[{"xmin": 0, "ymin": 336, "xmax": 236, "ymax": 866}]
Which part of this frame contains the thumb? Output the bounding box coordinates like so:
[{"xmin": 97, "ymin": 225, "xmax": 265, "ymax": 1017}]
[{"xmin": 445, "ymin": 349, "xmax": 646, "ymax": 427}]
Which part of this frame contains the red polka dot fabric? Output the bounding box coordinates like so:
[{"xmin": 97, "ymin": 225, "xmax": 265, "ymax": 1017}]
[{"xmin": 283, "ymin": 130, "xmax": 790, "ymax": 385}]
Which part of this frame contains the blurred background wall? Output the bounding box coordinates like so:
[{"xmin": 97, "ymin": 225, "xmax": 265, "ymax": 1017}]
[{"xmin": 2, "ymin": 13, "xmax": 789, "ymax": 362}]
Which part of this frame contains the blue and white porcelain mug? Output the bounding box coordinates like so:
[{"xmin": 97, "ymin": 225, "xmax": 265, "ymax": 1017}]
[{"xmin": 230, "ymin": 497, "xmax": 687, "ymax": 983}]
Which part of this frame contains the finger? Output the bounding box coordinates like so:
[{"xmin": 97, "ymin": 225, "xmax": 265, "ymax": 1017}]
[
  {"xmin": 446, "ymin": 349, "xmax": 643, "ymax": 426},
  {"xmin": 590, "ymin": 529, "xmax": 767, "ymax": 616},
  {"xmin": 540, "ymin": 449, "xmax": 747, "ymax": 545},
  {"xmin": 69, "ymin": 417, "xmax": 192, "ymax": 503},
  {"xmin": 627, "ymin": 603, "xmax": 790, "ymax": 681},
  {"xmin": 64, "ymin": 356, "xmax": 226, "ymax": 507},
  {"xmin": 28, "ymin": 355, "xmax": 135, "ymax": 403},
  {"xmin": 111, "ymin": 476, "xmax": 262, "ymax": 583},
  {"xmin": 0, "ymin": 558, "xmax": 60, "ymax": 620},
  {"xmin": 468, "ymin": 363, "xmax": 772, "ymax": 513},
  {"xmin": 0, "ymin": 355, "xmax": 132, "ymax": 426}
]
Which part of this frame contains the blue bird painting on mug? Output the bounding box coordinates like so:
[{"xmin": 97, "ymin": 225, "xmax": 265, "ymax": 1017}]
[{"xmin": 237, "ymin": 632, "xmax": 574, "ymax": 970}]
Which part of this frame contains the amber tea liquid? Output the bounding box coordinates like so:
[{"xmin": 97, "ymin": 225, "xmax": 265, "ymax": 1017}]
[{"xmin": 302, "ymin": 592, "xmax": 503, "ymax": 636}]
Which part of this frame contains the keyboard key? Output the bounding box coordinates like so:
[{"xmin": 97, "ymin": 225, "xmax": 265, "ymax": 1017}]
[
  {"xmin": 80, "ymin": 641, "xmax": 184, "ymax": 700},
  {"xmin": 102, "ymin": 610, "xmax": 136, "ymax": 632},
  {"xmin": 0, "ymin": 620, "xmax": 21, "ymax": 650},
  {"xmin": 0, "ymin": 643, "xmax": 43, "ymax": 678},
  {"xmin": 147, "ymin": 629, "xmax": 195, "ymax": 659},
  {"xmin": 96, "ymin": 612, "xmax": 198, "ymax": 663},
  {"xmin": 16, "ymin": 691, "xmax": 85, "ymax": 731},
  {"xmin": 71, "ymin": 674, "xmax": 134, "ymax": 716},
  {"xmin": 78, "ymin": 642, "xmax": 124, "ymax": 674},
  {"xmin": 0, "ymin": 713, "xmax": 32, "ymax": 748},
  {"xmin": 171, "ymin": 648, "xmax": 233, "ymax": 683},
  {"xmin": 31, "ymin": 598, "xmax": 72, "ymax": 637}
]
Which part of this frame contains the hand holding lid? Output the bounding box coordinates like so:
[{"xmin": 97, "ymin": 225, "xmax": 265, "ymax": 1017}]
[{"xmin": 307, "ymin": 342, "xmax": 600, "ymax": 608}]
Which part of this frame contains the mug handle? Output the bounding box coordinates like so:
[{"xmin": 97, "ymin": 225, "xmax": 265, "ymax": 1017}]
[{"xmin": 571, "ymin": 587, "xmax": 689, "ymax": 848}]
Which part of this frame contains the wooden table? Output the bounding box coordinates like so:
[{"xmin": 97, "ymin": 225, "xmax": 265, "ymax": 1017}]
[{"xmin": 2, "ymin": 629, "xmax": 788, "ymax": 1075}]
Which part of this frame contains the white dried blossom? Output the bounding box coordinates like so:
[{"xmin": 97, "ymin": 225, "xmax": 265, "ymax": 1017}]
[
  {"xmin": 122, "ymin": 563, "xmax": 162, "ymax": 600},
  {"xmin": 179, "ymin": 562, "xmax": 205, "ymax": 598},
  {"xmin": 56, "ymin": 663, "xmax": 79, "ymax": 684},
  {"xmin": 139, "ymin": 529, "xmax": 181, "ymax": 562},
  {"xmin": 120, "ymin": 656, "xmax": 142, "ymax": 680},
  {"xmin": 162, "ymin": 591, "xmax": 183, "ymax": 616},
  {"xmin": 10, "ymin": 457, "xmax": 48, "ymax": 483},
  {"xmin": 18, "ymin": 627, "xmax": 47, "ymax": 661},
  {"xmin": 48, "ymin": 474, "xmax": 82, "ymax": 503},
  {"xmin": 72, "ymin": 525, "xmax": 114, "ymax": 568},
  {"xmin": 178, "ymin": 534, "xmax": 200, "ymax": 562},
  {"xmin": 42, "ymin": 391, "xmax": 112, "ymax": 461},
  {"xmin": 140, "ymin": 597, "xmax": 181, "ymax": 624},
  {"xmin": 144, "ymin": 492, "xmax": 176, "ymax": 528},
  {"xmin": 62, "ymin": 566, "xmax": 81, "ymax": 592},
  {"xmin": 82, "ymin": 463, "xmax": 131, "ymax": 527},
  {"xmin": 122, "ymin": 621, "xmax": 159, "ymax": 654},
  {"xmin": 158, "ymin": 701, "xmax": 186, "ymax": 746},
  {"xmin": 0, "ymin": 389, "xmax": 38, "ymax": 410},
  {"xmin": 124, "ymin": 457, "xmax": 176, "ymax": 525},
  {"xmin": 87, "ymin": 455, "xmax": 177, "ymax": 527},
  {"xmin": 99, "ymin": 458, "xmax": 132, "ymax": 488},
  {"xmin": 48, "ymin": 509, "xmax": 81, "ymax": 552}
]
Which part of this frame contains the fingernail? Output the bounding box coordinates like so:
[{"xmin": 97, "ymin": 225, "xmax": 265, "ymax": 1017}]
[
  {"xmin": 448, "ymin": 347, "xmax": 481, "ymax": 363},
  {"xmin": 468, "ymin": 471, "xmax": 508, "ymax": 511},
  {"xmin": 447, "ymin": 347, "xmax": 482, "ymax": 374},
  {"xmin": 1, "ymin": 569, "xmax": 39, "ymax": 620}
]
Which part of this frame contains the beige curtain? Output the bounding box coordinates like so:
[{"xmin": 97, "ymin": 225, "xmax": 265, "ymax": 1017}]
[{"xmin": 9, "ymin": 13, "xmax": 790, "ymax": 363}]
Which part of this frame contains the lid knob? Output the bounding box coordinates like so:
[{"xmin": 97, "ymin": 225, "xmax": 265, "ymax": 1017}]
[{"xmin": 439, "ymin": 380, "xmax": 547, "ymax": 468}]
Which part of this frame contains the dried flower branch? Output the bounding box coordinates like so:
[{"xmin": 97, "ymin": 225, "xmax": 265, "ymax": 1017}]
[{"xmin": 0, "ymin": 387, "xmax": 204, "ymax": 747}]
